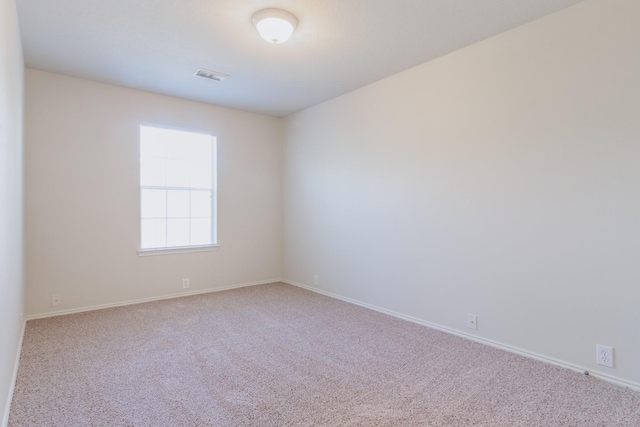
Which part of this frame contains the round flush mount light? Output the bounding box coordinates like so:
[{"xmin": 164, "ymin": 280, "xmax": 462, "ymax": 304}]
[{"xmin": 252, "ymin": 8, "xmax": 297, "ymax": 44}]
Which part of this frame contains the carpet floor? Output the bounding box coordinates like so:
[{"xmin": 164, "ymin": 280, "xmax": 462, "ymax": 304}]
[{"xmin": 9, "ymin": 283, "xmax": 640, "ymax": 426}]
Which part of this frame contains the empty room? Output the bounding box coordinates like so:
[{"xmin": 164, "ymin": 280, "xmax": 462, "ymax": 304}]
[{"xmin": 2, "ymin": 0, "xmax": 639, "ymax": 425}]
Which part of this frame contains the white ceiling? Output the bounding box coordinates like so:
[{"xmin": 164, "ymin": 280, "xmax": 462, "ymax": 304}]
[{"xmin": 17, "ymin": 0, "xmax": 585, "ymax": 117}]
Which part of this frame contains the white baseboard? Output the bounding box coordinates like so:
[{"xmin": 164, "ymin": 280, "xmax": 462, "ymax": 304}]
[
  {"xmin": 26, "ymin": 279, "xmax": 282, "ymax": 321},
  {"xmin": 283, "ymin": 279, "xmax": 640, "ymax": 392},
  {"xmin": 2, "ymin": 318, "xmax": 26, "ymax": 427}
]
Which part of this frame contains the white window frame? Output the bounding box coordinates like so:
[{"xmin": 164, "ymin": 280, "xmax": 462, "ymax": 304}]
[{"xmin": 137, "ymin": 123, "xmax": 219, "ymax": 256}]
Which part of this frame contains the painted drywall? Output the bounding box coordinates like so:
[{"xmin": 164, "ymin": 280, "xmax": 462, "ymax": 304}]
[
  {"xmin": 283, "ymin": 0, "xmax": 640, "ymax": 386},
  {"xmin": 25, "ymin": 69, "xmax": 282, "ymax": 317},
  {"xmin": 0, "ymin": 0, "xmax": 24, "ymax": 423}
]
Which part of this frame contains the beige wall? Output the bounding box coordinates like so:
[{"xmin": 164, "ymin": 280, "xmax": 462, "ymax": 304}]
[
  {"xmin": 283, "ymin": 0, "xmax": 640, "ymax": 386},
  {"xmin": 0, "ymin": 0, "xmax": 25, "ymax": 423},
  {"xmin": 25, "ymin": 70, "xmax": 282, "ymax": 317}
]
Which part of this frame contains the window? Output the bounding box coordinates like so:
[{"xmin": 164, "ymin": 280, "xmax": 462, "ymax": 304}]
[{"xmin": 139, "ymin": 125, "xmax": 217, "ymax": 252}]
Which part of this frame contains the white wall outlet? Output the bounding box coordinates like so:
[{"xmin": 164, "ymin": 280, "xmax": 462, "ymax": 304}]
[
  {"xmin": 51, "ymin": 294, "xmax": 61, "ymax": 307},
  {"xmin": 313, "ymin": 275, "xmax": 319, "ymax": 286},
  {"xmin": 467, "ymin": 314, "xmax": 478, "ymax": 330},
  {"xmin": 182, "ymin": 278, "xmax": 190, "ymax": 289},
  {"xmin": 596, "ymin": 344, "xmax": 614, "ymax": 368}
]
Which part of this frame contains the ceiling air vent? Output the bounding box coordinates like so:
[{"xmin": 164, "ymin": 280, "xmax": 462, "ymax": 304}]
[{"xmin": 193, "ymin": 68, "xmax": 229, "ymax": 82}]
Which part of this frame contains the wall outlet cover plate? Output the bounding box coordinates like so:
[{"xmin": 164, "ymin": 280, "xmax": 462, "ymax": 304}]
[
  {"xmin": 467, "ymin": 314, "xmax": 478, "ymax": 330},
  {"xmin": 596, "ymin": 344, "xmax": 614, "ymax": 368}
]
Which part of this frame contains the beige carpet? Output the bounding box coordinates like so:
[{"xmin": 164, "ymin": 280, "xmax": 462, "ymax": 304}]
[{"xmin": 9, "ymin": 283, "xmax": 640, "ymax": 426}]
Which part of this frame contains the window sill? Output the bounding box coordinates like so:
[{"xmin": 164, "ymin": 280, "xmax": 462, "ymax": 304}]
[{"xmin": 137, "ymin": 244, "xmax": 220, "ymax": 257}]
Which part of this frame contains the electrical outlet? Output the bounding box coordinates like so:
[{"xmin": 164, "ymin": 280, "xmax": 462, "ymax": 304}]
[
  {"xmin": 51, "ymin": 294, "xmax": 61, "ymax": 307},
  {"xmin": 182, "ymin": 278, "xmax": 190, "ymax": 289},
  {"xmin": 596, "ymin": 345, "xmax": 614, "ymax": 368},
  {"xmin": 467, "ymin": 314, "xmax": 478, "ymax": 330},
  {"xmin": 313, "ymin": 275, "xmax": 319, "ymax": 286}
]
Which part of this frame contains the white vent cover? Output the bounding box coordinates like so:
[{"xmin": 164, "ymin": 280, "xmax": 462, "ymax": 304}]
[{"xmin": 193, "ymin": 68, "xmax": 229, "ymax": 82}]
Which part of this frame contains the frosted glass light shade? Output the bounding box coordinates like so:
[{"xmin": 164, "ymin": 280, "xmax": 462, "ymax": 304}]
[{"xmin": 252, "ymin": 9, "xmax": 297, "ymax": 44}]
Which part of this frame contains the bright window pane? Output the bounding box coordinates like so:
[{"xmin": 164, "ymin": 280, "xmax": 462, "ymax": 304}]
[
  {"xmin": 165, "ymin": 132, "xmax": 190, "ymax": 160},
  {"xmin": 141, "ymin": 219, "xmax": 167, "ymax": 249},
  {"xmin": 184, "ymin": 137, "xmax": 212, "ymax": 162},
  {"xmin": 140, "ymin": 127, "xmax": 167, "ymax": 158},
  {"xmin": 165, "ymin": 130, "xmax": 211, "ymax": 161},
  {"xmin": 190, "ymin": 166, "xmax": 211, "ymax": 189},
  {"xmin": 141, "ymin": 189, "xmax": 166, "ymax": 218},
  {"xmin": 191, "ymin": 191, "xmax": 211, "ymax": 218},
  {"xmin": 140, "ymin": 157, "xmax": 166, "ymax": 186},
  {"xmin": 166, "ymin": 158, "xmax": 190, "ymax": 187},
  {"xmin": 167, "ymin": 219, "xmax": 190, "ymax": 247},
  {"xmin": 191, "ymin": 218, "xmax": 211, "ymax": 245},
  {"xmin": 167, "ymin": 190, "xmax": 190, "ymax": 218}
]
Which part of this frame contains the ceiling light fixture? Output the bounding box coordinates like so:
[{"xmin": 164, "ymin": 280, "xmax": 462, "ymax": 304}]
[{"xmin": 252, "ymin": 8, "xmax": 297, "ymax": 44}]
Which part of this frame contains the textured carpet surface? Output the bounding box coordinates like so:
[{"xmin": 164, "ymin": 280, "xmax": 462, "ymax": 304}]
[{"xmin": 9, "ymin": 283, "xmax": 640, "ymax": 426}]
